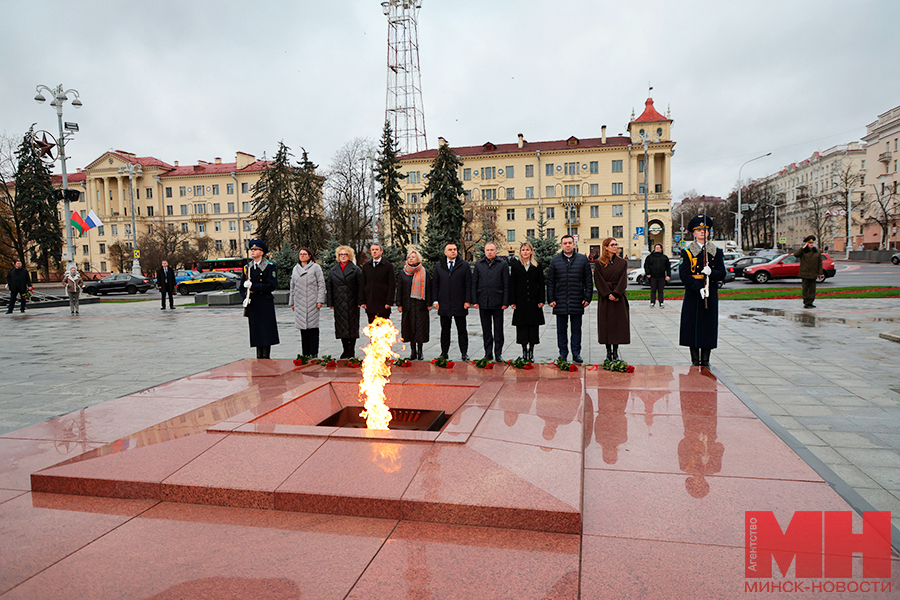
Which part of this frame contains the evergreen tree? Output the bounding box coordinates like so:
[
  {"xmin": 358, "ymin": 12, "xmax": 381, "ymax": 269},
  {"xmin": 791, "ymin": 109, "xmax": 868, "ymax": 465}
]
[
  {"xmin": 271, "ymin": 241, "xmax": 297, "ymax": 290},
  {"xmin": 15, "ymin": 127, "xmax": 61, "ymax": 278},
  {"xmin": 374, "ymin": 121, "xmax": 410, "ymax": 247},
  {"xmin": 421, "ymin": 140, "xmax": 465, "ymax": 263},
  {"xmin": 527, "ymin": 207, "xmax": 560, "ymax": 276},
  {"xmin": 293, "ymin": 149, "xmax": 327, "ymax": 252}
]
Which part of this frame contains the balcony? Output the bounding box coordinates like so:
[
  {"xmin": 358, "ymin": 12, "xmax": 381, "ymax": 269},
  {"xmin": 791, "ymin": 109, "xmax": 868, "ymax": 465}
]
[
  {"xmin": 560, "ymin": 196, "xmax": 583, "ymax": 206},
  {"xmin": 878, "ymin": 151, "xmax": 892, "ymax": 164},
  {"xmin": 190, "ymin": 213, "xmax": 208, "ymax": 222}
]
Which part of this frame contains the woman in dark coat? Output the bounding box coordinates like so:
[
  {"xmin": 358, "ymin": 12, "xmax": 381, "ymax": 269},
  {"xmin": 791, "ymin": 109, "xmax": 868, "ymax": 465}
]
[
  {"xmin": 327, "ymin": 245, "xmax": 361, "ymax": 359},
  {"xmin": 593, "ymin": 237, "xmax": 630, "ymax": 361},
  {"xmin": 508, "ymin": 241, "xmax": 545, "ymax": 361},
  {"xmin": 240, "ymin": 238, "xmax": 280, "ymax": 359},
  {"xmin": 396, "ymin": 249, "xmax": 431, "ymax": 360}
]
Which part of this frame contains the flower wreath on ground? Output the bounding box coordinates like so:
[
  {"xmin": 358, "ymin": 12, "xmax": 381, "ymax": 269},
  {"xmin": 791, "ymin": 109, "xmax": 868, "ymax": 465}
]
[
  {"xmin": 471, "ymin": 357, "xmax": 496, "ymax": 370},
  {"xmin": 431, "ymin": 356, "xmax": 454, "ymax": 368},
  {"xmin": 293, "ymin": 354, "xmax": 337, "ymax": 368},
  {"xmin": 601, "ymin": 359, "xmax": 634, "ymax": 373},
  {"xmin": 505, "ymin": 357, "xmax": 534, "ymax": 370},
  {"xmin": 551, "ymin": 357, "xmax": 578, "ymax": 372}
]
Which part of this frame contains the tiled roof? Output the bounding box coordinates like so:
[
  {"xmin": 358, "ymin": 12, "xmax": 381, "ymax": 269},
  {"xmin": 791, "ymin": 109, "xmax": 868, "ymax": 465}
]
[
  {"xmin": 400, "ymin": 135, "xmax": 634, "ymax": 161},
  {"xmin": 633, "ymin": 97, "xmax": 669, "ymax": 123},
  {"xmin": 50, "ymin": 173, "xmax": 87, "ymax": 185},
  {"xmin": 159, "ymin": 160, "xmax": 273, "ymax": 178},
  {"xmin": 108, "ymin": 151, "xmax": 174, "ymax": 170}
]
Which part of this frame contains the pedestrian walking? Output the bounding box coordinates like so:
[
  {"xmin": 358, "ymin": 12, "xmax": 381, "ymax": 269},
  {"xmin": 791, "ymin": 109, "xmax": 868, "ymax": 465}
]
[
  {"xmin": 679, "ymin": 215, "xmax": 725, "ymax": 367},
  {"xmin": 472, "ymin": 242, "xmax": 509, "ymax": 362},
  {"xmin": 63, "ymin": 266, "xmax": 83, "ymax": 315},
  {"xmin": 432, "ymin": 242, "xmax": 472, "ymax": 361},
  {"xmin": 358, "ymin": 243, "xmax": 395, "ymax": 324},
  {"xmin": 327, "ymin": 245, "xmax": 362, "ymax": 359},
  {"xmin": 156, "ymin": 260, "xmax": 177, "ymax": 310},
  {"xmin": 508, "ymin": 241, "xmax": 545, "ymax": 361},
  {"xmin": 546, "ymin": 235, "xmax": 593, "ymax": 363},
  {"xmin": 593, "ymin": 238, "xmax": 630, "ymax": 361},
  {"xmin": 239, "ymin": 239, "xmax": 280, "ymax": 359},
  {"xmin": 644, "ymin": 243, "xmax": 671, "ymax": 307},
  {"xmin": 5, "ymin": 259, "xmax": 32, "ymax": 314},
  {"xmin": 289, "ymin": 247, "xmax": 326, "ymax": 357},
  {"xmin": 795, "ymin": 235, "xmax": 824, "ymax": 309},
  {"xmin": 396, "ymin": 249, "xmax": 431, "ymax": 360}
]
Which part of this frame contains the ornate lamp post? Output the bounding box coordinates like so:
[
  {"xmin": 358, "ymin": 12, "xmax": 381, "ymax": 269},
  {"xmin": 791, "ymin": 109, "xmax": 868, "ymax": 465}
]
[
  {"xmin": 117, "ymin": 163, "xmax": 143, "ymax": 275},
  {"xmin": 34, "ymin": 84, "xmax": 82, "ymax": 271}
]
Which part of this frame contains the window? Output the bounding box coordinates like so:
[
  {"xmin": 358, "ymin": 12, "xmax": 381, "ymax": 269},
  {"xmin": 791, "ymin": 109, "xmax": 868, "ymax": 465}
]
[
  {"xmin": 545, "ymin": 185, "xmax": 555, "ymax": 198},
  {"xmin": 99, "ymin": 243, "xmax": 106, "ymax": 254},
  {"xmin": 565, "ymin": 205, "xmax": 580, "ymax": 220},
  {"xmin": 506, "ymin": 187, "xmax": 515, "ymax": 200},
  {"xmin": 638, "ymin": 183, "xmax": 647, "ymax": 194},
  {"xmin": 612, "ymin": 225, "xmax": 623, "ymax": 238},
  {"xmin": 230, "ymin": 239, "xmax": 237, "ymax": 251},
  {"xmin": 180, "ymin": 205, "xmax": 188, "ymax": 215},
  {"xmin": 243, "ymin": 221, "xmax": 252, "ymax": 231},
  {"xmin": 525, "ymin": 186, "xmax": 534, "ymax": 199},
  {"xmin": 179, "ymin": 186, "xmax": 186, "ymax": 197},
  {"xmin": 564, "ymin": 162, "xmax": 578, "ymax": 175},
  {"xmin": 227, "ymin": 183, "xmax": 234, "ymax": 195},
  {"xmin": 546, "ymin": 207, "xmax": 555, "ymax": 219},
  {"xmin": 590, "ymin": 206, "xmax": 599, "ymax": 218},
  {"xmin": 181, "ymin": 223, "xmax": 189, "ymax": 233},
  {"xmin": 411, "ymin": 232, "xmax": 420, "ymax": 244},
  {"xmin": 82, "ymin": 244, "xmax": 89, "ymax": 254},
  {"xmin": 145, "ymin": 187, "xmax": 153, "ymax": 199},
  {"xmin": 463, "ymin": 168, "xmax": 471, "ymax": 181},
  {"xmin": 482, "ymin": 188, "xmax": 497, "ymax": 201},
  {"xmin": 526, "ymin": 228, "xmax": 535, "ymax": 238},
  {"xmin": 590, "ymin": 183, "xmax": 599, "ymax": 196},
  {"xmin": 526, "ymin": 208, "xmax": 535, "ymax": 220},
  {"xmin": 147, "ymin": 206, "xmax": 154, "ymax": 217},
  {"xmin": 215, "ymin": 240, "xmax": 223, "ymax": 251},
  {"xmin": 213, "ymin": 203, "xmax": 221, "ymax": 214},
  {"xmin": 545, "ymin": 163, "xmax": 554, "ymax": 176},
  {"xmin": 136, "ymin": 189, "xmax": 139, "ymax": 200},
  {"xmin": 638, "ymin": 159, "xmax": 645, "ymax": 173},
  {"xmin": 97, "ymin": 226, "xmax": 104, "ymax": 236},
  {"xmin": 229, "ymin": 221, "xmax": 236, "ymax": 232},
  {"xmin": 482, "ymin": 166, "xmax": 496, "ymax": 179},
  {"xmin": 194, "ymin": 203, "xmax": 206, "ymax": 214},
  {"xmin": 507, "ymin": 230, "xmax": 515, "ymax": 242},
  {"xmin": 564, "ymin": 184, "xmax": 580, "ymax": 197},
  {"xmin": 547, "ymin": 228, "xmax": 555, "ymax": 238},
  {"xmin": 408, "ymin": 171, "xmax": 420, "ymax": 184},
  {"xmin": 409, "ymin": 213, "xmax": 420, "ymax": 229},
  {"xmin": 227, "ymin": 202, "xmax": 235, "ymax": 213},
  {"xmin": 125, "ymin": 224, "xmax": 132, "ymax": 237},
  {"xmin": 507, "ymin": 208, "xmax": 515, "ymax": 221},
  {"xmin": 168, "ymin": 223, "xmax": 174, "ymax": 232},
  {"xmin": 165, "ymin": 187, "xmax": 172, "ymax": 198},
  {"xmin": 567, "ymin": 227, "xmax": 578, "ymax": 236},
  {"xmin": 111, "ymin": 224, "xmax": 118, "ymax": 235},
  {"xmin": 241, "ymin": 182, "xmax": 249, "ymax": 193},
  {"xmin": 147, "ymin": 225, "xmax": 152, "ymax": 235},
  {"xmin": 242, "ymin": 202, "xmax": 250, "ymax": 213},
  {"xmin": 612, "ymin": 204, "xmax": 623, "ymax": 217},
  {"xmin": 612, "ymin": 160, "xmax": 623, "ymax": 173},
  {"xmin": 100, "ymin": 261, "xmax": 106, "ymax": 271},
  {"xmin": 407, "ymin": 192, "xmax": 420, "ymax": 204},
  {"xmin": 214, "ymin": 221, "xmax": 222, "ymax": 232},
  {"xmin": 655, "ymin": 184, "xmax": 663, "ymax": 193},
  {"xmin": 505, "ymin": 166, "xmax": 514, "ymax": 178},
  {"xmin": 590, "ymin": 227, "xmax": 599, "ymax": 238},
  {"xmin": 525, "ymin": 164, "xmax": 534, "ymax": 177},
  {"xmin": 166, "ymin": 205, "xmax": 173, "ymax": 216},
  {"xmin": 196, "ymin": 222, "xmax": 206, "ymax": 234},
  {"xmin": 212, "ymin": 184, "xmax": 219, "ymax": 195},
  {"xmin": 590, "ymin": 161, "xmax": 599, "ymax": 174}
]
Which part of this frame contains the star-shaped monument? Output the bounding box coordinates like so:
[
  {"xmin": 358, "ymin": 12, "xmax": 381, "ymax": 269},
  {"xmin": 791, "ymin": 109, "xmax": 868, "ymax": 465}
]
[{"xmin": 33, "ymin": 132, "xmax": 56, "ymax": 160}]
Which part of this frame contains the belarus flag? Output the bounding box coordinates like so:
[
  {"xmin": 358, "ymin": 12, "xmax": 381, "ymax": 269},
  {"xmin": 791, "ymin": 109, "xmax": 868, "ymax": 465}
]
[{"xmin": 70, "ymin": 210, "xmax": 104, "ymax": 236}]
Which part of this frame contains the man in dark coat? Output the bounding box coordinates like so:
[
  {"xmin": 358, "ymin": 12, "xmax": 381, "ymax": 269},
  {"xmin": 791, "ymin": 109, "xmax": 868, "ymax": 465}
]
[
  {"xmin": 795, "ymin": 235, "xmax": 824, "ymax": 309},
  {"xmin": 358, "ymin": 243, "xmax": 395, "ymax": 324},
  {"xmin": 546, "ymin": 235, "xmax": 593, "ymax": 363},
  {"xmin": 472, "ymin": 242, "xmax": 509, "ymax": 361},
  {"xmin": 156, "ymin": 260, "xmax": 177, "ymax": 310},
  {"xmin": 5, "ymin": 259, "xmax": 32, "ymax": 314},
  {"xmin": 679, "ymin": 215, "xmax": 726, "ymax": 368},
  {"xmin": 239, "ymin": 239, "xmax": 280, "ymax": 359},
  {"xmin": 432, "ymin": 242, "xmax": 472, "ymax": 361},
  {"xmin": 643, "ymin": 243, "xmax": 671, "ymax": 307}
]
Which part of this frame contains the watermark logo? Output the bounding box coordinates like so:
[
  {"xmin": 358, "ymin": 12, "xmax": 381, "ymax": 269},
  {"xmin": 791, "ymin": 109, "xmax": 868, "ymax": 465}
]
[{"xmin": 745, "ymin": 511, "xmax": 892, "ymax": 580}]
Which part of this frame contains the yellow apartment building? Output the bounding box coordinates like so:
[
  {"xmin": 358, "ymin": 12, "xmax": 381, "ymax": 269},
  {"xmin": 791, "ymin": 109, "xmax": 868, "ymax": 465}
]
[
  {"xmin": 395, "ymin": 96, "xmax": 675, "ymax": 259},
  {"xmin": 40, "ymin": 150, "xmax": 268, "ymax": 274},
  {"xmin": 861, "ymin": 104, "xmax": 900, "ymax": 250}
]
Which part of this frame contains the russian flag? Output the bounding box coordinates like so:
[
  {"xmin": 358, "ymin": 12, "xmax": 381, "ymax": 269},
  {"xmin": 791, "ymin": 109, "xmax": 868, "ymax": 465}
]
[{"xmin": 85, "ymin": 210, "xmax": 103, "ymax": 230}]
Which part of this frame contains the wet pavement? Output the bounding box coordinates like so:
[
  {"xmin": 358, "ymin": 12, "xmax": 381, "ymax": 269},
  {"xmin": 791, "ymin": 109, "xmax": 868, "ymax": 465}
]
[{"xmin": 1, "ymin": 294, "xmax": 899, "ymax": 535}]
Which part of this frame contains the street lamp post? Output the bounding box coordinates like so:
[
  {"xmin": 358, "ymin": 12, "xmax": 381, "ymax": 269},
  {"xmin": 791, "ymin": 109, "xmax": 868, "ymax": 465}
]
[
  {"xmin": 34, "ymin": 84, "xmax": 82, "ymax": 271},
  {"xmin": 637, "ymin": 129, "xmax": 661, "ymax": 254},
  {"xmin": 117, "ymin": 163, "xmax": 143, "ymax": 275},
  {"xmin": 773, "ymin": 202, "xmax": 787, "ymax": 251},
  {"xmin": 736, "ymin": 152, "xmax": 771, "ymax": 251}
]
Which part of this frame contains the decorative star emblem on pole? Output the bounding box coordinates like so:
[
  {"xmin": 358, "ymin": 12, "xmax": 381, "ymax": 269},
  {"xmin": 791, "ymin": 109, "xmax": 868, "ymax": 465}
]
[{"xmin": 31, "ymin": 131, "xmax": 58, "ymax": 161}]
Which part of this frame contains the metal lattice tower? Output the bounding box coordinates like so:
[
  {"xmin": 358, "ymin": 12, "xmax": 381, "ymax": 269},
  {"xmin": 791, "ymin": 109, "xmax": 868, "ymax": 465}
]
[{"xmin": 382, "ymin": 0, "xmax": 427, "ymax": 155}]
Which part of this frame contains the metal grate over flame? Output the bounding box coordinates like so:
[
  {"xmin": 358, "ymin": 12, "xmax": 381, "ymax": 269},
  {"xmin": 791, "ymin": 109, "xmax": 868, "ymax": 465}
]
[{"xmin": 358, "ymin": 316, "xmax": 399, "ymax": 429}]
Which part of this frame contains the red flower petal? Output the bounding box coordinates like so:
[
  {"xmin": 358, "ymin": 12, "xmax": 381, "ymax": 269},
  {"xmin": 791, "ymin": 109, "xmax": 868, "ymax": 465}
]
[
  {"xmin": 447, "ymin": 362, "xmax": 454, "ymax": 368},
  {"xmin": 570, "ymin": 365, "xmax": 578, "ymax": 372}
]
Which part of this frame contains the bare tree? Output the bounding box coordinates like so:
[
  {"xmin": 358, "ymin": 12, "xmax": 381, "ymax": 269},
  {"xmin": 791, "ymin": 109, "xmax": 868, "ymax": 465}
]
[
  {"xmin": 862, "ymin": 182, "xmax": 898, "ymax": 249},
  {"xmin": 138, "ymin": 221, "xmax": 207, "ymax": 272},
  {"xmin": 325, "ymin": 138, "xmax": 375, "ymax": 257},
  {"xmin": 0, "ymin": 132, "xmax": 25, "ymax": 270}
]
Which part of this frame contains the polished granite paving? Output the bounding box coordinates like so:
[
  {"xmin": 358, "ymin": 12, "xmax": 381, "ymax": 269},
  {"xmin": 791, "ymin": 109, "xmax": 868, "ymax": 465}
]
[{"xmin": 1, "ymin": 359, "xmax": 898, "ymax": 598}]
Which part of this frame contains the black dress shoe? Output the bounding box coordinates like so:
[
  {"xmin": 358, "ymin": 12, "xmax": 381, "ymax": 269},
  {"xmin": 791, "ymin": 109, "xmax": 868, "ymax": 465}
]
[
  {"xmin": 495, "ymin": 356, "xmax": 503, "ymax": 363},
  {"xmin": 572, "ymin": 355, "xmax": 583, "ymax": 364},
  {"xmin": 461, "ymin": 354, "xmax": 469, "ymax": 361}
]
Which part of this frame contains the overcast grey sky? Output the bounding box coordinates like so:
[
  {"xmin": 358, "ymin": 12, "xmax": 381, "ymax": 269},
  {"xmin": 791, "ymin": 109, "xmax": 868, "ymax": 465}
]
[{"xmin": 3, "ymin": 0, "xmax": 897, "ymax": 200}]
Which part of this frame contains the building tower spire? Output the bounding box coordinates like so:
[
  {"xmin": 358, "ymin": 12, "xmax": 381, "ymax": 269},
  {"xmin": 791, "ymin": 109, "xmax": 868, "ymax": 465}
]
[{"xmin": 382, "ymin": 0, "xmax": 427, "ymax": 155}]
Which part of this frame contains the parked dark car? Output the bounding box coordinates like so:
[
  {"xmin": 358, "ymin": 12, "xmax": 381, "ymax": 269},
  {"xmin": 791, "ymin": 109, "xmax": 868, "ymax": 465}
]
[
  {"xmin": 629, "ymin": 258, "xmax": 733, "ymax": 288},
  {"xmin": 744, "ymin": 253, "xmax": 837, "ymax": 283},
  {"xmin": 177, "ymin": 272, "xmax": 238, "ymax": 295},
  {"xmin": 83, "ymin": 273, "xmax": 154, "ymax": 295},
  {"xmin": 727, "ymin": 255, "xmax": 773, "ymax": 279}
]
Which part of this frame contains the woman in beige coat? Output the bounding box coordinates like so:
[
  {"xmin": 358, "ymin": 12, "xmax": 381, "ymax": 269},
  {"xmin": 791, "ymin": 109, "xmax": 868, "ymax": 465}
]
[{"xmin": 64, "ymin": 266, "xmax": 83, "ymax": 315}]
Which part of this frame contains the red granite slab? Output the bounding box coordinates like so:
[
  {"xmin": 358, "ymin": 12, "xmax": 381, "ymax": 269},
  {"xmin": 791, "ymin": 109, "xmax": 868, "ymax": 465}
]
[
  {"xmin": 0, "ymin": 489, "xmax": 25, "ymax": 504},
  {"xmin": 587, "ymin": 364, "xmax": 730, "ymax": 392},
  {"xmin": 347, "ymin": 521, "xmax": 580, "ymax": 599},
  {"xmin": 0, "ymin": 438, "xmax": 103, "ymax": 490},
  {"xmin": 584, "ymin": 412, "xmax": 822, "ymax": 481},
  {"xmin": 191, "ymin": 358, "xmax": 302, "ymax": 378},
  {"xmin": 586, "ymin": 387, "xmax": 756, "ymax": 420},
  {"xmin": 471, "ymin": 408, "xmax": 582, "ymax": 452},
  {"xmin": 0, "ymin": 492, "xmax": 156, "ymax": 595},
  {"xmin": 492, "ymin": 378, "xmax": 585, "ymax": 421},
  {"xmin": 329, "ymin": 381, "xmax": 477, "ymax": 415},
  {"xmin": 1, "ymin": 501, "xmax": 395, "ymax": 600},
  {"xmin": 276, "ymin": 439, "xmax": 431, "ymax": 519}
]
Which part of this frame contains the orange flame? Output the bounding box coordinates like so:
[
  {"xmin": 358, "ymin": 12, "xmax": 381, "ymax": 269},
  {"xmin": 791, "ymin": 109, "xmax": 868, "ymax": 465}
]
[{"xmin": 359, "ymin": 316, "xmax": 399, "ymax": 429}]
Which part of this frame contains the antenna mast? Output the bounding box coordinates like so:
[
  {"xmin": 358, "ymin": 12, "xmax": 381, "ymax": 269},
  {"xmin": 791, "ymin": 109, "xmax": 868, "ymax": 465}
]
[{"xmin": 382, "ymin": 0, "xmax": 427, "ymax": 155}]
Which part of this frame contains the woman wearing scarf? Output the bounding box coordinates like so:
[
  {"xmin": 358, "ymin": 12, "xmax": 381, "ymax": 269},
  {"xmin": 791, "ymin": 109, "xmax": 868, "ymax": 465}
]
[
  {"xmin": 396, "ymin": 249, "xmax": 431, "ymax": 360},
  {"xmin": 64, "ymin": 266, "xmax": 83, "ymax": 315},
  {"xmin": 326, "ymin": 245, "xmax": 362, "ymax": 359},
  {"xmin": 289, "ymin": 247, "xmax": 326, "ymax": 357}
]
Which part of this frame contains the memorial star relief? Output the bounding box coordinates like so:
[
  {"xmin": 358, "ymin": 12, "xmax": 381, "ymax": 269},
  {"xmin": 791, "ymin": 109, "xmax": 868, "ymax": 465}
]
[{"xmin": 31, "ymin": 130, "xmax": 58, "ymax": 161}]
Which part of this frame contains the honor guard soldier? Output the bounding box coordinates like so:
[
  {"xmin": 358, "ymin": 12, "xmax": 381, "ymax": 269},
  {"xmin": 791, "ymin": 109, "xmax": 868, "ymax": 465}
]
[
  {"xmin": 679, "ymin": 215, "xmax": 726, "ymax": 367},
  {"xmin": 240, "ymin": 238, "xmax": 280, "ymax": 358}
]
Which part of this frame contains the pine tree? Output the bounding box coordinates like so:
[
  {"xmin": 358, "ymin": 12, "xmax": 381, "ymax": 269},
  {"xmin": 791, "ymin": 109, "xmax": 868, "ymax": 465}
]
[
  {"xmin": 15, "ymin": 127, "xmax": 61, "ymax": 279},
  {"xmin": 293, "ymin": 148, "xmax": 327, "ymax": 252},
  {"xmin": 528, "ymin": 206, "xmax": 560, "ymax": 276},
  {"xmin": 421, "ymin": 140, "xmax": 465, "ymax": 264},
  {"xmin": 374, "ymin": 121, "xmax": 410, "ymax": 247}
]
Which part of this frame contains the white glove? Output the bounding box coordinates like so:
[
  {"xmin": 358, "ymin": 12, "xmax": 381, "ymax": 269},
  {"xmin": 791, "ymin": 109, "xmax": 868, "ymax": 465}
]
[
  {"xmin": 700, "ymin": 287, "xmax": 709, "ymax": 300},
  {"xmin": 243, "ymin": 280, "xmax": 252, "ymax": 289},
  {"xmin": 701, "ymin": 266, "xmax": 712, "ymax": 276},
  {"xmin": 243, "ymin": 296, "xmax": 251, "ymax": 308}
]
